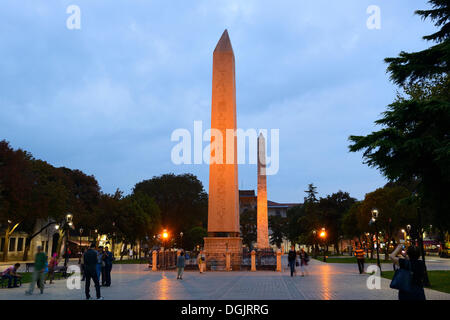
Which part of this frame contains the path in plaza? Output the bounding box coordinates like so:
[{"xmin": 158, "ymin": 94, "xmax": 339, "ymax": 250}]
[{"xmin": 1, "ymin": 258, "xmax": 449, "ymax": 300}]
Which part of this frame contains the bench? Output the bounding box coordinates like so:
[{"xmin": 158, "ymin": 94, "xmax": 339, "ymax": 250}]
[
  {"xmin": 53, "ymin": 266, "xmax": 68, "ymax": 279},
  {"xmin": 25, "ymin": 263, "xmax": 34, "ymax": 272},
  {"xmin": 0, "ymin": 276, "xmax": 22, "ymax": 288}
]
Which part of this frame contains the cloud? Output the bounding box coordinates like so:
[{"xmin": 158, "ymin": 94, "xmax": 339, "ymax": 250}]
[{"xmin": 0, "ymin": 0, "xmax": 433, "ymax": 201}]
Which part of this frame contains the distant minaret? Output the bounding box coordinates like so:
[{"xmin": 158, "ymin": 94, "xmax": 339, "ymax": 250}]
[{"xmin": 257, "ymin": 133, "xmax": 269, "ymax": 249}]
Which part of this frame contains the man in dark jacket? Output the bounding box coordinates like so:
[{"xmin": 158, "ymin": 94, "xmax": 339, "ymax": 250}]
[
  {"xmin": 287, "ymin": 245, "xmax": 297, "ymax": 277},
  {"xmin": 103, "ymin": 247, "xmax": 114, "ymax": 287},
  {"xmin": 84, "ymin": 242, "xmax": 103, "ymax": 300}
]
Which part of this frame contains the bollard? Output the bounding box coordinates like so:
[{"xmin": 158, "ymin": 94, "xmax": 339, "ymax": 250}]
[
  {"xmin": 152, "ymin": 250, "xmax": 157, "ymax": 271},
  {"xmin": 251, "ymin": 250, "xmax": 256, "ymax": 271},
  {"xmin": 276, "ymin": 249, "xmax": 282, "ymax": 272},
  {"xmin": 226, "ymin": 251, "xmax": 231, "ymax": 271}
]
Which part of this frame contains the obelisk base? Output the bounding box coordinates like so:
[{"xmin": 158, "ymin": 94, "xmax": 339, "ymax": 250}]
[{"xmin": 204, "ymin": 237, "xmax": 242, "ymax": 271}]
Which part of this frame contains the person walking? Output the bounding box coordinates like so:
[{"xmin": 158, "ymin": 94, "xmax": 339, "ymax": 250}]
[
  {"xmin": 47, "ymin": 253, "xmax": 59, "ymax": 284},
  {"xmin": 390, "ymin": 244, "xmax": 426, "ymax": 300},
  {"xmin": 299, "ymin": 248, "xmax": 309, "ymax": 276},
  {"xmin": 103, "ymin": 247, "xmax": 114, "ymax": 287},
  {"xmin": 354, "ymin": 242, "xmax": 366, "ymax": 274},
  {"xmin": 25, "ymin": 246, "xmax": 47, "ymax": 295},
  {"xmin": 1, "ymin": 263, "xmax": 21, "ymax": 288},
  {"xmin": 177, "ymin": 250, "xmax": 186, "ymax": 280},
  {"xmin": 96, "ymin": 246, "xmax": 103, "ymax": 285},
  {"xmin": 287, "ymin": 245, "xmax": 297, "ymax": 277},
  {"xmin": 197, "ymin": 250, "xmax": 205, "ymax": 273},
  {"xmin": 84, "ymin": 242, "xmax": 103, "ymax": 300}
]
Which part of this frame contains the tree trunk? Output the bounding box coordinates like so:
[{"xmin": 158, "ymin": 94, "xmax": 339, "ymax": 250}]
[
  {"xmin": 2, "ymin": 229, "xmax": 10, "ymax": 262},
  {"xmin": 22, "ymin": 237, "xmax": 32, "ymax": 261},
  {"xmin": 2, "ymin": 223, "xmax": 20, "ymax": 262},
  {"xmin": 384, "ymin": 237, "xmax": 390, "ymax": 260},
  {"xmin": 56, "ymin": 230, "xmax": 65, "ymax": 258}
]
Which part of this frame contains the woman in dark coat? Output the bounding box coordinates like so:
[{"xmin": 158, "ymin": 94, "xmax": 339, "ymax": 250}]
[{"xmin": 389, "ymin": 244, "xmax": 426, "ymax": 300}]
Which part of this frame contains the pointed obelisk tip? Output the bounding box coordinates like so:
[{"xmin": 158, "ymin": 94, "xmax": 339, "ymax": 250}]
[{"xmin": 214, "ymin": 29, "xmax": 233, "ymax": 53}]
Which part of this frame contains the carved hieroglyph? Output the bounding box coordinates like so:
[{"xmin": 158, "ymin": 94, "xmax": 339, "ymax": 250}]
[
  {"xmin": 207, "ymin": 30, "xmax": 240, "ymax": 235},
  {"xmin": 257, "ymin": 133, "xmax": 270, "ymax": 249}
]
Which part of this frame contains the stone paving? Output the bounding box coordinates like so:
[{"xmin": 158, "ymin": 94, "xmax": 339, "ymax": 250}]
[{"xmin": 1, "ymin": 258, "xmax": 449, "ymax": 300}]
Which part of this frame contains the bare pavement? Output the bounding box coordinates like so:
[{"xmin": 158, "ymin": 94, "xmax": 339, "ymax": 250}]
[{"xmin": 1, "ymin": 257, "xmax": 449, "ymax": 300}]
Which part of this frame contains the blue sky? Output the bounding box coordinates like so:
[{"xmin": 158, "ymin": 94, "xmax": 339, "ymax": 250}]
[{"xmin": 0, "ymin": 1, "xmax": 437, "ymax": 202}]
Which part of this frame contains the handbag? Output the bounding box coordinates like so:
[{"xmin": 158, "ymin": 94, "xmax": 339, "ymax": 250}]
[
  {"xmin": 390, "ymin": 260, "xmax": 412, "ymax": 292},
  {"xmin": 295, "ymin": 261, "xmax": 299, "ymax": 267}
]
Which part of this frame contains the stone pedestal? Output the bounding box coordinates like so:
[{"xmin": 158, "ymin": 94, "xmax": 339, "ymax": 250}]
[{"xmin": 204, "ymin": 237, "xmax": 242, "ymax": 270}]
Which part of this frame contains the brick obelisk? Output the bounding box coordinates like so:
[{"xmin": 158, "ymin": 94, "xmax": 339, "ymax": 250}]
[
  {"xmin": 204, "ymin": 30, "xmax": 242, "ymax": 270},
  {"xmin": 257, "ymin": 133, "xmax": 270, "ymax": 249}
]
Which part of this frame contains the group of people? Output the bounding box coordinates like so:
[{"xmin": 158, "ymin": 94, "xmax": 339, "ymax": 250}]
[
  {"xmin": 287, "ymin": 246, "xmax": 310, "ymax": 277},
  {"xmin": 175, "ymin": 249, "xmax": 205, "ymax": 280},
  {"xmin": 1, "ymin": 246, "xmax": 61, "ymax": 293},
  {"xmin": 79, "ymin": 243, "xmax": 114, "ymax": 300}
]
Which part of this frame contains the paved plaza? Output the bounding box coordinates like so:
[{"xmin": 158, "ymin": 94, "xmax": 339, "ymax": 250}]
[{"xmin": 1, "ymin": 258, "xmax": 449, "ymax": 300}]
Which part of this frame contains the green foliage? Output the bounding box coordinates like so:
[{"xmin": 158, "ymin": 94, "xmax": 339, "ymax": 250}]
[
  {"xmin": 268, "ymin": 215, "xmax": 287, "ymax": 248},
  {"xmin": 183, "ymin": 226, "xmax": 207, "ymax": 250},
  {"xmin": 385, "ymin": 0, "xmax": 449, "ymax": 85},
  {"xmin": 341, "ymin": 202, "xmax": 362, "ymax": 240},
  {"xmin": 133, "ymin": 173, "xmax": 208, "ymax": 238},
  {"xmin": 285, "ymin": 205, "xmax": 305, "ymax": 243},
  {"xmin": 118, "ymin": 192, "xmax": 161, "ymax": 245},
  {"xmin": 349, "ymin": 1, "xmax": 450, "ymax": 232},
  {"xmin": 240, "ymin": 209, "xmax": 257, "ymax": 249}
]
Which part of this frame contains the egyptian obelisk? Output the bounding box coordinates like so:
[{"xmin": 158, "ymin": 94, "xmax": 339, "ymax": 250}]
[
  {"xmin": 204, "ymin": 30, "xmax": 242, "ymax": 270},
  {"xmin": 257, "ymin": 133, "xmax": 270, "ymax": 249}
]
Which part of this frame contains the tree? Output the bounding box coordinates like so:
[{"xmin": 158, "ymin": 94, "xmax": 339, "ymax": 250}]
[
  {"xmin": 341, "ymin": 202, "xmax": 363, "ymax": 242},
  {"xmin": 133, "ymin": 173, "xmax": 208, "ymax": 238},
  {"xmin": 240, "ymin": 209, "xmax": 257, "ymax": 249},
  {"xmin": 349, "ymin": 1, "xmax": 450, "ymax": 232},
  {"xmin": 285, "ymin": 205, "xmax": 305, "ymax": 244},
  {"xmin": 268, "ymin": 215, "xmax": 287, "ymax": 249},
  {"xmin": 21, "ymin": 159, "xmax": 70, "ymax": 260},
  {"xmin": 384, "ymin": 0, "xmax": 449, "ymax": 86},
  {"xmin": 183, "ymin": 226, "xmax": 207, "ymax": 251},
  {"xmin": 304, "ymin": 183, "xmax": 318, "ymax": 203},
  {"xmin": 359, "ymin": 186, "xmax": 416, "ymax": 259},
  {"xmin": 0, "ymin": 141, "xmax": 35, "ymax": 261},
  {"xmin": 116, "ymin": 192, "xmax": 161, "ymax": 256},
  {"xmin": 316, "ymin": 191, "xmax": 357, "ymax": 254}
]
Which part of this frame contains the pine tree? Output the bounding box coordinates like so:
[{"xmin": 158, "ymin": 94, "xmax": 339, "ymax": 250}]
[
  {"xmin": 385, "ymin": 0, "xmax": 449, "ymax": 85},
  {"xmin": 349, "ymin": 0, "xmax": 450, "ymax": 231}
]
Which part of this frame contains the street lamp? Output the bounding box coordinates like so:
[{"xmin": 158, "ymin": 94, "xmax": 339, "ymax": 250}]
[
  {"xmin": 370, "ymin": 208, "xmax": 381, "ymax": 274},
  {"xmin": 180, "ymin": 232, "xmax": 184, "ymax": 249},
  {"xmin": 412, "ymin": 191, "xmax": 430, "ymax": 286},
  {"xmin": 319, "ymin": 228, "xmax": 327, "ymax": 262},
  {"xmin": 79, "ymin": 227, "xmax": 84, "ymax": 251},
  {"xmin": 312, "ymin": 230, "xmax": 317, "ymax": 258}
]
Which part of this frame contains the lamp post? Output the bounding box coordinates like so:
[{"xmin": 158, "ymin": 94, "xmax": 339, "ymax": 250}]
[
  {"xmin": 312, "ymin": 230, "xmax": 317, "ymax": 258},
  {"xmin": 180, "ymin": 232, "xmax": 184, "ymax": 249},
  {"xmin": 79, "ymin": 227, "xmax": 84, "ymax": 252},
  {"xmin": 412, "ymin": 192, "xmax": 430, "ymax": 286},
  {"xmin": 319, "ymin": 228, "xmax": 326, "ymax": 262},
  {"xmin": 370, "ymin": 208, "xmax": 381, "ymax": 274},
  {"xmin": 162, "ymin": 229, "xmax": 169, "ymax": 269}
]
